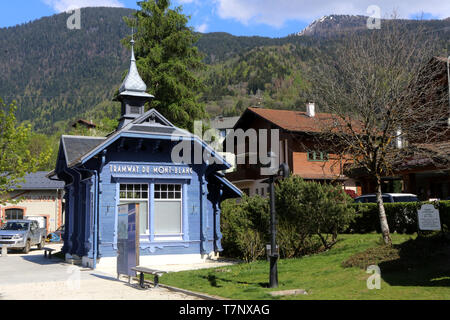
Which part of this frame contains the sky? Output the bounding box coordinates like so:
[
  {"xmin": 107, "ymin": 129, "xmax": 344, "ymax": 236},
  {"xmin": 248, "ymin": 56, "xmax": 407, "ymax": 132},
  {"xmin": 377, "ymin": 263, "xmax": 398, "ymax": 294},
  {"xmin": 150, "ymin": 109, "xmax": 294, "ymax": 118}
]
[{"xmin": 0, "ymin": 0, "xmax": 448, "ymax": 37}]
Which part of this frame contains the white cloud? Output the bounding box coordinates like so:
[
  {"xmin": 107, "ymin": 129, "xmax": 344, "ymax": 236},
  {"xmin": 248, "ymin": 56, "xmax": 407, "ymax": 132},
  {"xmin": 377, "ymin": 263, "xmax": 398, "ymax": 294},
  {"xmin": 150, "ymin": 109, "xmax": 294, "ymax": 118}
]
[
  {"xmin": 196, "ymin": 22, "xmax": 208, "ymax": 33},
  {"xmin": 215, "ymin": 0, "xmax": 450, "ymax": 27},
  {"xmin": 43, "ymin": 0, "xmax": 124, "ymax": 12}
]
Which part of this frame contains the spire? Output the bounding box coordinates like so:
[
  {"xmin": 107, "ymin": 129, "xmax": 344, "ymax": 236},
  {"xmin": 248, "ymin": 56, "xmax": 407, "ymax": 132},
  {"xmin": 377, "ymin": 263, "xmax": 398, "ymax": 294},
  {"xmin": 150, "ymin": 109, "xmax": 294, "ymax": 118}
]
[{"xmin": 118, "ymin": 35, "xmax": 154, "ymax": 99}]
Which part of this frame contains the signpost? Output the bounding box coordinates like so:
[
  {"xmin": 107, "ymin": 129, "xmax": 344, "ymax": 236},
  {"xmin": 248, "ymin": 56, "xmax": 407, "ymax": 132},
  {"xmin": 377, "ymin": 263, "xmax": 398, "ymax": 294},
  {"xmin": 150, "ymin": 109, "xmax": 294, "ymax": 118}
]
[{"xmin": 417, "ymin": 204, "xmax": 441, "ymax": 231}]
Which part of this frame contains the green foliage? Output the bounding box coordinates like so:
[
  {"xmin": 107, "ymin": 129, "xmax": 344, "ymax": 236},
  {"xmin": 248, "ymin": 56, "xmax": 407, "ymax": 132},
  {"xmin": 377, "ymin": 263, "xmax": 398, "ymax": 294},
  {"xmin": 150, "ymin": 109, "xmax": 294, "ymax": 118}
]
[
  {"xmin": 0, "ymin": 99, "xmax": 51, "ymax": 204},
  {"xmin": 349, "ymin": 201, "xmax": 450, "ymax": 234},
  {"xmin": 220, "ymin": 195, "xmax": 269, "ymax": 262},
  {"xmin": 221, "ymin": 178, "xmax": 355, "ymax": 261},
  {"xmin": 125, "ymin": 0, "xmax": 207, "ymax": 131},
  {"xmin": 275, "ymin": 176, "xmax": 355, "ymax": 251},
  {"xmin": 0, "ymin": 7, "xmax": 134, "ymax": 134},
  {"xmin": 1, "ymin": 8, "xmax": 449, "ymax": 138}
]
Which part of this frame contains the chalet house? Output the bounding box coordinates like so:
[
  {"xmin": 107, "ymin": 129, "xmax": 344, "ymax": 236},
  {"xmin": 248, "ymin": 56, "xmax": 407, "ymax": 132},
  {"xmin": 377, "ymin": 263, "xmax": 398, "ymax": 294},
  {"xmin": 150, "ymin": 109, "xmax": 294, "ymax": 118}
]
[{"xmin": 225, "ymin": 104, "xmax": 358, "ymax": 197}]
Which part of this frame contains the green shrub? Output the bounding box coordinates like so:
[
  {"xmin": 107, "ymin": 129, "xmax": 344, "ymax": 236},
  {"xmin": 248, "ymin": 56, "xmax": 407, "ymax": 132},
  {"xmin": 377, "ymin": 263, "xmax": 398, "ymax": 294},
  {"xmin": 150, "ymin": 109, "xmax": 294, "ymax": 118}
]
[
  {"xmin": 236, "ymin": 229, "xmax": 266, "ymax": 262},
  {"xmin": 220, "ymin": 195, "xmax": 269, "ymax": 260},
  {"xmin": 276, "ymin": 176, "xmax": 355, "ymax": 250},
  {"xmin": 349, "ymin": 201, "xmax": 450, "ymax": 234},
  {"xmin": 221, "ymin": 177, "xmax": 355, "ymax": 260}
]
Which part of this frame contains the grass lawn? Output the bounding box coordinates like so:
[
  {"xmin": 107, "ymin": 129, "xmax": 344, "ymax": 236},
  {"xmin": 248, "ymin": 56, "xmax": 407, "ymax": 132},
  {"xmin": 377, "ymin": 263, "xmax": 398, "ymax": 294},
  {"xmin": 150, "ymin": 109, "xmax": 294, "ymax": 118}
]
[{"xmin": 154, "ymin": 233, "xmax": 450, "ymax": 300}]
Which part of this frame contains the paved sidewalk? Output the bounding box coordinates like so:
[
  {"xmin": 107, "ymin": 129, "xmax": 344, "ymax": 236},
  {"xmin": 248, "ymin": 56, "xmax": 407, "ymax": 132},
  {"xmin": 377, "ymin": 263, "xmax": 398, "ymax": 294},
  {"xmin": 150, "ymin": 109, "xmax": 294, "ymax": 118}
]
[{"xmin": 0, "ymin": 245, "xmax": 201, "ymax": 300}]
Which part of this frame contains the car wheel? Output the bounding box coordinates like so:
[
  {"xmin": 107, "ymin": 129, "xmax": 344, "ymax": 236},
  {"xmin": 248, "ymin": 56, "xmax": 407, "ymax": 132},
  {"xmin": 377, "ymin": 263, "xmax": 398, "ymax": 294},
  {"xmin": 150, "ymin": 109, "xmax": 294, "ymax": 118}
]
[
  {"xmin": 37, "ymin": 237, "xmax": 45, "ymax": 250},
  {"xmin": 23, "ymin": 240, "xmax": 31, "ymax": 254}
]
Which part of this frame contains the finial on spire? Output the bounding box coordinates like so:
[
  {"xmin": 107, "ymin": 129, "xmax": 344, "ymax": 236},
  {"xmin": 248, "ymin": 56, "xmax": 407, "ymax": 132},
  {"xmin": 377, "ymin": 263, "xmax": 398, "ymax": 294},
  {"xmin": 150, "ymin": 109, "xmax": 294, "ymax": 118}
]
[{"xmin": 117, "ymin": 20, "xmax": 153, "ymax": 99}]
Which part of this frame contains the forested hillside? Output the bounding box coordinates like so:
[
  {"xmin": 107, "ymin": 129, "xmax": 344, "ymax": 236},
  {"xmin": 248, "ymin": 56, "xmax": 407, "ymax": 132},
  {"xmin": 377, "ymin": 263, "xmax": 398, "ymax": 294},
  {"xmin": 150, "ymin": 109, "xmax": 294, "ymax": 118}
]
[
  {"xmin": 0, "ymin": 7, "xmax": 448, "ymax": 138},
  {"xmin": 0, "ymin": 7, "xmax": 134, "ymax": 133}
]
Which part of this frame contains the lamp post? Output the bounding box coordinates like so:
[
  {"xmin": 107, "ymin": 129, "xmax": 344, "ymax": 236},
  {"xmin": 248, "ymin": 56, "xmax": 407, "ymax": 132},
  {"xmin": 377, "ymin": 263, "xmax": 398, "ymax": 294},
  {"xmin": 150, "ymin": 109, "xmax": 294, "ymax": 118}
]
[{"xmin": 264, "ymin": 155, "xmax": 289, "ymax": 288}]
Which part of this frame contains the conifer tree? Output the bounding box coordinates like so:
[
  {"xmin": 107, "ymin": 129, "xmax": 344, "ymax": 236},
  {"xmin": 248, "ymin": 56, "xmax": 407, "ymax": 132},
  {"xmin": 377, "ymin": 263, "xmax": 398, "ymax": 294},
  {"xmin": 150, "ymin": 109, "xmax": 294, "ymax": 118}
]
[{"xmin": 124, "ymin": 0, "xmax": 207, "ymax": 130}]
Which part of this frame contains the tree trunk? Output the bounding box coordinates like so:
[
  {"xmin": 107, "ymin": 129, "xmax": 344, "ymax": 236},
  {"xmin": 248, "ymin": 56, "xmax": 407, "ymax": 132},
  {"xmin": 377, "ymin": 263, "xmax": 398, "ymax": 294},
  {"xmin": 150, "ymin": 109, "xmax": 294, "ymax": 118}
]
[{"xmin": 376, "ymin": 176, "xmax": 392, "ymax": 245}]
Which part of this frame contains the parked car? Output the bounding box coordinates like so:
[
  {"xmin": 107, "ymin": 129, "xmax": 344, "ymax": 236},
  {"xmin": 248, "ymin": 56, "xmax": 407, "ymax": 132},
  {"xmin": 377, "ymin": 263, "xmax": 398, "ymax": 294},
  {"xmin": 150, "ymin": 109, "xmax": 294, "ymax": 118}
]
[
  {"xmin": 354, "ymin": 193, "xmax": 419, "ymax": 203},
  {"xmin": 0, "ymin": 220, "xmax": 47, "ymax": 253}
]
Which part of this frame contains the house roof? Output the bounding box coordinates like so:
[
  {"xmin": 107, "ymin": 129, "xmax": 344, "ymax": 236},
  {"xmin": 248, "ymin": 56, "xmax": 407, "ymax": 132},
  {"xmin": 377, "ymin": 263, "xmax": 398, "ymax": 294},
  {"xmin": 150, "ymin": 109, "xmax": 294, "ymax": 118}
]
[
  {"xmin": 14, "ymin": 171, "xmax": 64, "ymax": 190},
  {"xmin": 237, "ymin": 107, "xmax": 336, "ymax": 133},
  {"xmin": 210, "ymin": 173, "xmax": 243, "ymax": 199},
  {"xmin": 209, "ymin": 116, "xmax": 240, "ymax": 130},
  {"xmin": 61, "ymin": 136, "xmax": 107, "ymax": 165},
  {"xmin": 54, "ymin": 109, "xmax": 230, "ymax": 171},
  {"xmin": 72, "ymin": 119, "xmax": 97, "ymax": 129}
]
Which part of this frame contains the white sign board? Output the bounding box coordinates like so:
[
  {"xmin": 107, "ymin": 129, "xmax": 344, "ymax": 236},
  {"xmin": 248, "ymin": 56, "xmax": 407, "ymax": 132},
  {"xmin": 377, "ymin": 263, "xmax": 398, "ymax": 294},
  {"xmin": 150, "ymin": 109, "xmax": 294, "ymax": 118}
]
[{"xmin": 417, "ymin": 204, "xmax": 441, "ymax": 231}]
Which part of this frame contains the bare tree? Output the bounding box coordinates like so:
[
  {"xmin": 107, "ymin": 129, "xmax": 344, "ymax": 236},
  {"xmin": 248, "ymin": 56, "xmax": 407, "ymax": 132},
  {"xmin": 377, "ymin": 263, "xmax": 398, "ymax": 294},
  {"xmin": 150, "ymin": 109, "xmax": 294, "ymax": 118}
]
[{"xmin": 308, "ymin": 17, "xmax": 449, "ymax": 245}]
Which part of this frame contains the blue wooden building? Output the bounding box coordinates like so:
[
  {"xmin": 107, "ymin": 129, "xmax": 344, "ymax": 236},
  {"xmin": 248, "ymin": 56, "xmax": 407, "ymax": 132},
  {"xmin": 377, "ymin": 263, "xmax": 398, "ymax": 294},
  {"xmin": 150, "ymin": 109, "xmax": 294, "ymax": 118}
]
[{"xmin": 49, "ymin": 39, "xmax": 241, "ymax": 271}]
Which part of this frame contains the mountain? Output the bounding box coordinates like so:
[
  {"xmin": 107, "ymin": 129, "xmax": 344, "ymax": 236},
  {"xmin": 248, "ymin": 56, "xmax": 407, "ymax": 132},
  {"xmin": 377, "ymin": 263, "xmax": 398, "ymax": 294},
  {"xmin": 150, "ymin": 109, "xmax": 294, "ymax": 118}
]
[
  {"xmin": 297, "ymin": 15, "xmax": 369, "ymax": 37},
  {"xmin": 0, "ymin": 7, "xmax": 135, "ymax": 133},
  {"xmin": 296, "ymin": 14, "xmax": 450, "ymax": 38},
  {"xmin": 0, "ymin": 8, "xmax": 448, "ymax": 136}
]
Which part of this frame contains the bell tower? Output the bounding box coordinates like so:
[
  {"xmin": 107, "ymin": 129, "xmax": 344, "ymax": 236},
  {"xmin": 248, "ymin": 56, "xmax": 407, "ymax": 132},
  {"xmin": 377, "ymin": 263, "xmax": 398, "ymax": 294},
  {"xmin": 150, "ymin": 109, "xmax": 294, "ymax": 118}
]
[{"xmin": 114, "ymin": 37, "xmax": 154, "ymax": 129}]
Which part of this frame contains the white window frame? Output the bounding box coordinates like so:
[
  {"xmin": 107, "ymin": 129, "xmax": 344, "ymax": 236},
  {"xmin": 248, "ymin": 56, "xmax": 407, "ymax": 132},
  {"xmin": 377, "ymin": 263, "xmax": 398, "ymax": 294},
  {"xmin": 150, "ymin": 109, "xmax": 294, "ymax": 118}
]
[
  {"xmin": 119, "ymin": 184, "xmax": 149, "ymax": 235},
  {"xmin": 153, "ymin": 183, "xmax": 183, "ymax": 241}
]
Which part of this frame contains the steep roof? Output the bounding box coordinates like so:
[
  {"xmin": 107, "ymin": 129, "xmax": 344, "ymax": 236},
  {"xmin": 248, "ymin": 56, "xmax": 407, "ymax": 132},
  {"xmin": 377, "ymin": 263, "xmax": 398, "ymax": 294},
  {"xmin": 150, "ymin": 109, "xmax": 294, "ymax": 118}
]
[
  {"xmin": 14, "ymin": 171, "xmax": 64, "ymax": 190},
  {"xmin": 55, "ymin": 108, "xmax": 229, "ymax": 170},
  {"xmin": 61, "ymin": 136, "xmax": 107, "ymax": 165},
  {"xmin": 238, "ymin": 107, "xmax": 335, "ymax": 133},
  {"xmin": 209, "ymin": 116, "xmax": 240, "ymax": 130}
]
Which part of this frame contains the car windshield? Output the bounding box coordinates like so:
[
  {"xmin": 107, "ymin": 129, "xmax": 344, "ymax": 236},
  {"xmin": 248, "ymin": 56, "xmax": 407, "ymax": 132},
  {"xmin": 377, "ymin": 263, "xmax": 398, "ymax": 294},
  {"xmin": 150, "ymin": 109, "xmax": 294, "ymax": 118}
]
[
  {"xmin": 1, "ymin": 222, "xmax": 29, "ymax": 231},
  {"xmin": 393, "ymin": 196, "xmax": 418, "ymax": 202}
]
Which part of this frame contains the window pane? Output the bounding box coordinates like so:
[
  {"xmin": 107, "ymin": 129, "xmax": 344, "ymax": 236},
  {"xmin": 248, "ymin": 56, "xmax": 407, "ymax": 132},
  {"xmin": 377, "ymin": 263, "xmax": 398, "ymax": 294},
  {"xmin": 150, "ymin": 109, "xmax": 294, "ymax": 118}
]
[
  {"xmin": 138, "ymin": 202, "xmax": 148, "ymax": 234},
  {"xmin": 154, "ymin": 201, "xmax": 181, "ymax": 234},
  {"xmin": 5, "ymin": 209, "xmax": 24, "ymax": 220},
  {"xmin": 120, "ymin": 184, "xmax": 149, "ymax": 199}
]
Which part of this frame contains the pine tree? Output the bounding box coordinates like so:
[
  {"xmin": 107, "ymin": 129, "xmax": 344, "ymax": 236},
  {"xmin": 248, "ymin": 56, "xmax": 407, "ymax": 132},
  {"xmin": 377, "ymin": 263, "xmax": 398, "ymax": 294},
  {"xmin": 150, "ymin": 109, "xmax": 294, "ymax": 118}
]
[{"xmin": 124, "ymin": 0, "xmax": 207, "ymax": 131}]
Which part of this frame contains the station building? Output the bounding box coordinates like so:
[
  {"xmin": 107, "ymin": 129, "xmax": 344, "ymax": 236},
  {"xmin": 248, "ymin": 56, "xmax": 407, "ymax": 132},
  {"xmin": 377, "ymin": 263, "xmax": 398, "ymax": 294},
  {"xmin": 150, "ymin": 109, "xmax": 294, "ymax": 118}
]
[{"xmin": 49, "ymin": 39, "xmax": 241, "ymax": 272}]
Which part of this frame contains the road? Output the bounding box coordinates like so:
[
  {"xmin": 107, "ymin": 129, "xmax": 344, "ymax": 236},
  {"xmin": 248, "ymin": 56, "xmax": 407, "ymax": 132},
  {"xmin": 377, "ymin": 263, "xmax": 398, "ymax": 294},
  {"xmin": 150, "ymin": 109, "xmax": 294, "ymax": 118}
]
[{"xmin": 0, "ymin": 244, "xmax": 201, "ymax": 300}]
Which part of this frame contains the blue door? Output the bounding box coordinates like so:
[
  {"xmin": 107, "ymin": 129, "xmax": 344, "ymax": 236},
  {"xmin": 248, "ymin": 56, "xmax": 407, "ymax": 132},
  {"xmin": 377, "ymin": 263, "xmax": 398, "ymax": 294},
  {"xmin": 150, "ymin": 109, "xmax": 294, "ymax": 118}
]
[{"xmin": 117, "ymin": 203, "xmax": 139, "ymax": 277}]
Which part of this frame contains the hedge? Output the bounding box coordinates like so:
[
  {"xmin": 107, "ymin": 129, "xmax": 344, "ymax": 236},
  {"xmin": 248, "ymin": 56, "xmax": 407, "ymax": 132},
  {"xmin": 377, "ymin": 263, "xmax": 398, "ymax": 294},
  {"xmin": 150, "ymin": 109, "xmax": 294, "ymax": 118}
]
[{"xmin": 348, "ymin": 201, "xmax": 450, "ymax": 234}]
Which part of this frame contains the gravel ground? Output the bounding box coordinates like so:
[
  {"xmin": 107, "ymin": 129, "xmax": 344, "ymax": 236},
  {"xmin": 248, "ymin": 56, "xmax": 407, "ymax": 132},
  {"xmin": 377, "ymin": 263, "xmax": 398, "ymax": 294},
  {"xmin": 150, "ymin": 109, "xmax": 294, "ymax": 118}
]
[{"xmin": 0, "ymin": 244, "xmax": 201, "ymax": 300}]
